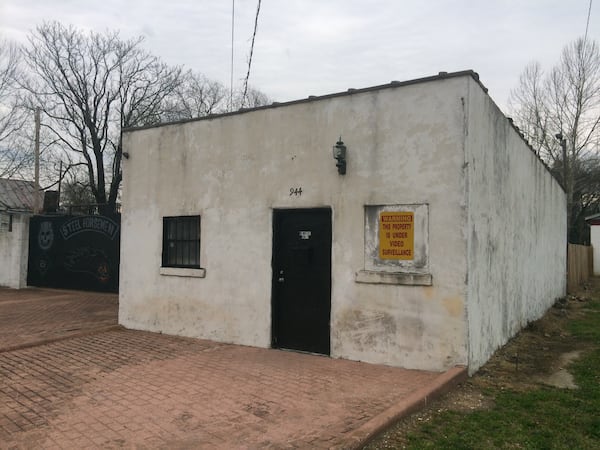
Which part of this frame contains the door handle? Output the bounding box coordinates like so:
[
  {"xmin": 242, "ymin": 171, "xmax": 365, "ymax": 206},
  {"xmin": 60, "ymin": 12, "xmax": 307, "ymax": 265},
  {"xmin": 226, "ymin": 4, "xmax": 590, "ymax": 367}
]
[{"xmin": 278, "ymin": 277, "xmax": 285, "ymax": 282}]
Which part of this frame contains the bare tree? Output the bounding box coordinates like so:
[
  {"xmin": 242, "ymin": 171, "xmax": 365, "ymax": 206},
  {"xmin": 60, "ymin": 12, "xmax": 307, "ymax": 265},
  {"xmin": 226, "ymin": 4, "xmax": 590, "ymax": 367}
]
[
  {"xmin": 59, "ymin": 167, "xmax": 96, "ymax": 210},
  {"xmin": 509, "ymin": 37, "xmax": 600, "ymax": 243},
  {"xmin": 571, "ymin": 156, "xmax": 600, "ymax": 242},
  {"xmin": 21, "ymin": 22, "xmax": 183, "ymax": 214},
  {"xmin": 164, "ymin": 74, "xmax": 271, "ymax": 121},
  {"xmin": 233, "ymin": 85, "xmax": 271, "ymax": 110},
  {"xmin": 0, "ymin": 37, "xmax": 32, "ymax": 178},
  {"xmin": 164, "ymin": 72, "xmax": 228, "ymax": 120}
]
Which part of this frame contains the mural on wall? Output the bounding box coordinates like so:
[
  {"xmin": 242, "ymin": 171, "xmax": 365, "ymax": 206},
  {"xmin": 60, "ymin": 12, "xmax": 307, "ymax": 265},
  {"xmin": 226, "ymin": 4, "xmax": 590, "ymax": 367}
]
[{"xmin": 27, "ymin": 214, "xmax": 120, "ymax": 292}]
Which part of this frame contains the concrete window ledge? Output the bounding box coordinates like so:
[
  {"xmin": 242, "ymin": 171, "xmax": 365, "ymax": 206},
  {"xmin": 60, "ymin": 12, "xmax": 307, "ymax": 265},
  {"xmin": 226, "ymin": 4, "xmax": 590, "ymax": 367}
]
[
  {"xmin": 160, "ymin": 267, "xmax": 206, "ymax": 278},
  {"xmin": 355, "ymin": 270, "xmax": 432, "ymax": 286}
]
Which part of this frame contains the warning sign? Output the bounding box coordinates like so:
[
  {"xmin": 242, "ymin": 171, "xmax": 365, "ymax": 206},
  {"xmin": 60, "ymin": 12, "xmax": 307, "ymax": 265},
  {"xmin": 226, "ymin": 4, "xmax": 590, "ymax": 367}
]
[{"xmin": 379, "ymin": 212, "xmax": 414, "ymax": 260}]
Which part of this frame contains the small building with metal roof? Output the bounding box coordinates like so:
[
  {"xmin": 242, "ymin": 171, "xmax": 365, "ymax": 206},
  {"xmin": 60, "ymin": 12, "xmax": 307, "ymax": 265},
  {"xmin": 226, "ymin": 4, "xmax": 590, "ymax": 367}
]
[
  {"xmin": 0, "ymin": 178, "xmax": 40, "ymax": 288},
  {"xmin": 586, "ymin": 212, "xmax": 600, "ymax": 275}
]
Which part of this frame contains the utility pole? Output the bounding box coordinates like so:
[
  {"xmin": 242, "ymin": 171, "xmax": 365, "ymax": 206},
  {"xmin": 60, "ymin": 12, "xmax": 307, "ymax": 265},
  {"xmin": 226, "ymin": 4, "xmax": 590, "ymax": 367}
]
[
  {"xmin": 556, "ymin": 132, "xmax": 570, "ymax": 242},
  {"xmin": 557, "ymin": 134, "xmax": 567, "ymax": 192},
  {"xmin": 57, "ymin": 160, "xmax": 63, "ymax": 211},
  {"xmin": 230, "ymin": 0, "xmax": 235, "ymax": 112},
  {"xmin": 34, "ymin": 107, "xmax": 41, "ymax": 213},
  {"xmin": 555, "ymin": 132, "xmax": 570, "ymax": 290}
]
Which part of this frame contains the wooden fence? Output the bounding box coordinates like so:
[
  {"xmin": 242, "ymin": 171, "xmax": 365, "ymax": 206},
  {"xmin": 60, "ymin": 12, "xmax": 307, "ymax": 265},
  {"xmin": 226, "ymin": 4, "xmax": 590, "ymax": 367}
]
[{"xmin": 567, "ymin": 244, "xmax": 594, "ymax": 293}]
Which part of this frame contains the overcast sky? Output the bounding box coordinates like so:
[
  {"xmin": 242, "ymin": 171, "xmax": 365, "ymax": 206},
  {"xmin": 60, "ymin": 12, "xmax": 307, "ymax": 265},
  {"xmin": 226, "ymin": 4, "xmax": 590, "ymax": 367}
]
[{"xmin": 0, "ymin": 0, "xmax": 597, "ymax": 112}]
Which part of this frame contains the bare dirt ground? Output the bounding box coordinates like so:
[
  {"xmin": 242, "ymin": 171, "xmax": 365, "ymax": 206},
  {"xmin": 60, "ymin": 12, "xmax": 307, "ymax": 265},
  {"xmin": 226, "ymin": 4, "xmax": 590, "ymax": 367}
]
[{"xmin": 364, "ymin": 279, "xmax": 599, "ymax": 449}]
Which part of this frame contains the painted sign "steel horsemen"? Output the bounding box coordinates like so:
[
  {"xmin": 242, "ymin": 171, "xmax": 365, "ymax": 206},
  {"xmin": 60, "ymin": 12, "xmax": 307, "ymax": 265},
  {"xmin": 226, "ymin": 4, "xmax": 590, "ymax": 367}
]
[
  {"xmin": 60, "ymin": 216, "xmax": 119, "ymax": 240},
  {"xmin": 27, "ymin": 214, "xmax": 120, "ymax": 292}
]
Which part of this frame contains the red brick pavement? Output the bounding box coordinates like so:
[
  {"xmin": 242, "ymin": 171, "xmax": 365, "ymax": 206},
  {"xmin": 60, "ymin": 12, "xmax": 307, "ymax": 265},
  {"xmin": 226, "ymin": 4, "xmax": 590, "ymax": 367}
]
[
  {"xmin": 0, "ymin": 288, "xmax": 118, "ymax": 352},
  {"xmin": 0, "ymin": 289, "xmax": 466, "ymax": 448}
]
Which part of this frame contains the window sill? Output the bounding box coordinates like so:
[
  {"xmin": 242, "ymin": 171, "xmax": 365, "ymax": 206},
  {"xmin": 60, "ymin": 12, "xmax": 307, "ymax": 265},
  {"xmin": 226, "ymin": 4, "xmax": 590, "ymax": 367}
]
[
  {"xmin": 160, "ymin": 267, "xmax": 206, "ymax": 278},
  {"xmin": 355, "ymin": 270, "xmax": 432, "ymax": 286}
]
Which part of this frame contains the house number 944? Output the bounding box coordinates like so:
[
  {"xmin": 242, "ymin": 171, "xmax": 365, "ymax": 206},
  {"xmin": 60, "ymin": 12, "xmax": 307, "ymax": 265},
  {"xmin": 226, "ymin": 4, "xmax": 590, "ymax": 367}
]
[{"xmin": 289, "ymin": 187, "xmax": 303, "ymax": 196}]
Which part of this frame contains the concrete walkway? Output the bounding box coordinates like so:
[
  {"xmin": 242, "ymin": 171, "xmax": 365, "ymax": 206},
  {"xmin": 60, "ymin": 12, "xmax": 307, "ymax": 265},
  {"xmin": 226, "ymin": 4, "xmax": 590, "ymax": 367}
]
[{"xmin": 0, "ymin": 288, "xmax": 466, "ymax": 449}]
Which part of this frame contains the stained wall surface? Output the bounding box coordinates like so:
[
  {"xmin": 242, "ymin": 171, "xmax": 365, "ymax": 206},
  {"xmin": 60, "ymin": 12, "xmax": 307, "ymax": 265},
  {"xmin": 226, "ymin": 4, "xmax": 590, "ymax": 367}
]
[
  {"xmin": 464, "ymin": 78, "xmax": 567, "ymax": 373},
  {"xmin": 0, "ymin": 213, "xmax": 30, "ymax": 288},
  {"xmin": 120, "ymin": 72, "xmax": 567, "ymax": 373},
  {"xmin": 120, "ymin": 76, "xmax": 471, "ymax": 371},
  {"xmin": 591, "ymin": 226, "xmax": 600, "ymax": 275}
]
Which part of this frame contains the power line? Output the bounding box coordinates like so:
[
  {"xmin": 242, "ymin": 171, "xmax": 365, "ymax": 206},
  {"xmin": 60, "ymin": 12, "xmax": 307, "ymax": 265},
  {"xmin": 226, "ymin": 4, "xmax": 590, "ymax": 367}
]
[
  {"xmin": 241, "ymin": 0, "xmax": 262, "ymax": 108},
  {"xmin": 584, "ymin": 0, "xmax": 593, "ymax": 44}
]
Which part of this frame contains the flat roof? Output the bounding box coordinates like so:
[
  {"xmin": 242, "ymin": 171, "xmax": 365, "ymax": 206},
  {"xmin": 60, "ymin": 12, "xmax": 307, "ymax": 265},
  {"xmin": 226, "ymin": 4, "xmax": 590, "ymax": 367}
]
[
  {"xmin": 122, "ymin": 69, "xmax": 564, "ymax": 193},
  {"xmin": 124, "ymin": 69, "xmax": 486, "ymax": 133}
]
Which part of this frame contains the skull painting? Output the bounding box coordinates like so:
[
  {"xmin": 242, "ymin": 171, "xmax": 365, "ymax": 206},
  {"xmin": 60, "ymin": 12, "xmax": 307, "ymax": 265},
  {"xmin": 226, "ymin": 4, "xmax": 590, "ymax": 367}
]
[{"xmin": 38, "ymin": 221, "xmax": 54, "ymax": 250}]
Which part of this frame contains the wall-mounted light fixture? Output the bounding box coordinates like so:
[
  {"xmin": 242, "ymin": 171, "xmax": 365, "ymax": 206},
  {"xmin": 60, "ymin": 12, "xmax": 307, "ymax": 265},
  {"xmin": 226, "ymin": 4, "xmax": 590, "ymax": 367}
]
[{"xmin": 332, "ymin": 137, "xmax": 347, "ymax": 175}]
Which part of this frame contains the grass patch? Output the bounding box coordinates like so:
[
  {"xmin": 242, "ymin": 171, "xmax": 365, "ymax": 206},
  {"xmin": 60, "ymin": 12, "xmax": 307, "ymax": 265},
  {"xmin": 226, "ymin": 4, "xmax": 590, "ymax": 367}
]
[
  {"xmin": 395, "ymin": 296, "xmax": 600, "ymax": 450},
  {"xmin": 404, "ymin": 383, "xmax": 599, "ymax": 449}
]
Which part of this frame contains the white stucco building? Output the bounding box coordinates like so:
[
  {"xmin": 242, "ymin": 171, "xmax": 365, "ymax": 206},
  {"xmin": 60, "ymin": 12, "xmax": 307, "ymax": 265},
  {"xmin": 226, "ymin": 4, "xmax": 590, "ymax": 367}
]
[
  {"xmin": 586, "ymin": 213, "xmax": 600, "ymax": 275},
  {"xmin": 0, "ymin": 179, "xmax": 39, "ymax": 289},
  {"xmin": 120, "ymin": 71, "xmax": 566, "ymax": 374}
]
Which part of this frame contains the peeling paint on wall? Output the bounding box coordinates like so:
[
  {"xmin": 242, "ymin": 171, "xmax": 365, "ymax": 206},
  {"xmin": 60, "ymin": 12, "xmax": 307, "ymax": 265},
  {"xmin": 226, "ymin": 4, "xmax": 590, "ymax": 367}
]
[
  {"xmin": 465, "ymin": 77, "xmax": 566, "ymax": 374},
  {"xmin": 119, "ymin": 73, "xmax": 564, "ymax": 374},
  {"xmin": 338, "ymin": 309, "xmax": 398, "ymax": 350}
]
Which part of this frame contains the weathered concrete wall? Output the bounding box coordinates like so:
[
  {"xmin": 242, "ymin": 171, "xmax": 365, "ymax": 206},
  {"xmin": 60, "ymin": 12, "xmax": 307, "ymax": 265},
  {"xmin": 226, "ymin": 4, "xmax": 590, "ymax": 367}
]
[
  {"xmin": 120, "ymin": 76, "xmax": 472, "ymax": 371},
  {"xmin": 591, "ymin": 226, "xmax": 600, "ymax": 275},
  {"xmin": 0, "ymin": 213, "xmax": 30, "ymax": 289},
  {"xmin": 464, "ymin": 78, "xmax": 567, "ymax": 373}
]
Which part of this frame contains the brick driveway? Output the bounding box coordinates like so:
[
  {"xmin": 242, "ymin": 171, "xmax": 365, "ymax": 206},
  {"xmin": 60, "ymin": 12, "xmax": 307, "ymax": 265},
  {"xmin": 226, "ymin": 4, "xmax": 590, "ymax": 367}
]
[
  {"xmin": 0, "ymin": 288, "xmax": 118, "ymax": 352},
  {"xmin": 0, "ymin": 288, "xmax": 465, "ymax": 449}
]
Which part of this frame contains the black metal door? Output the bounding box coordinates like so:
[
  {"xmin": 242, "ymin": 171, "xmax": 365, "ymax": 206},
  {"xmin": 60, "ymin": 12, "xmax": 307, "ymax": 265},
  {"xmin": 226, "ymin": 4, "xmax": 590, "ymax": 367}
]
[{"xmin": 272, "ymin": 208, "xmax": 332, "ymax": 355}]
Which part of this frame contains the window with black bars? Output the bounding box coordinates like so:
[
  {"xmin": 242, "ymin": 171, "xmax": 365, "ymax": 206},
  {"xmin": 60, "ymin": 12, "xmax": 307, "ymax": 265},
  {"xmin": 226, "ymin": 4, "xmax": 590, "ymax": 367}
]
[{"xmin": 162, "ymin": 216, "xmax": 200, "ymax": 268}]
